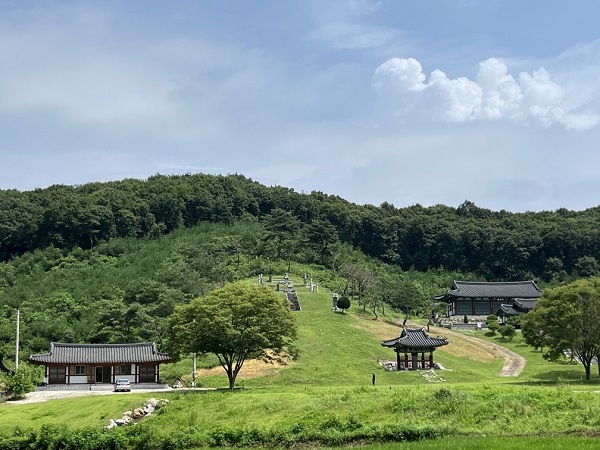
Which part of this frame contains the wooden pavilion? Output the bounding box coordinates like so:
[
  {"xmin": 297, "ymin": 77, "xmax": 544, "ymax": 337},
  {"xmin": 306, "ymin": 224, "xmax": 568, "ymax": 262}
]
[{"xmin": 381, "ymin": 328, "xmax": 448, "ymax": 370}]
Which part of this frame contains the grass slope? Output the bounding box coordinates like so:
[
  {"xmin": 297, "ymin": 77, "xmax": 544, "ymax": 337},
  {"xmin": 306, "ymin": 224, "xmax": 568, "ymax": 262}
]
[
  {"xmin": 184, "ymin": 279, "xmax": 519, "ymax": 389},
  {"xmin": 2, "ymin": 275, "xmax": 600, "ymax": 448}
]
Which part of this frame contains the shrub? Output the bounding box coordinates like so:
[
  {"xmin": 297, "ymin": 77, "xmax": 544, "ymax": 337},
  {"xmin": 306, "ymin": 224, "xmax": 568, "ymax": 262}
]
[
  {"xmin": 499, "ymin": 324, "xmax": 516, "ymax": 341},
  {"xmin": 486, "ymin": 314, "xmax": 500, "ymax": 335},
  {"xmin": 337, "ymin": 296, "xmax": 351, "ymax": 312},
  {"xmin": 5, "ymin": 368, "xmax": 34, "ymax": 400}
]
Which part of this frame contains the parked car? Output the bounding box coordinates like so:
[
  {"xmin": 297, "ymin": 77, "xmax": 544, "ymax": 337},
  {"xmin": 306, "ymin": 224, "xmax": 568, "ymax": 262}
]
[{"xmin": 114, "ymin": 378, "xmax": 131, "ymax": 392}]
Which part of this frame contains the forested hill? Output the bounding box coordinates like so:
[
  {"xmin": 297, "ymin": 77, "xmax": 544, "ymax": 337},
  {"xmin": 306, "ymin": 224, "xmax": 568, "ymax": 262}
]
[{"xmin": 2, "ymin": 172, "xmax": 600, "ymax": 281}]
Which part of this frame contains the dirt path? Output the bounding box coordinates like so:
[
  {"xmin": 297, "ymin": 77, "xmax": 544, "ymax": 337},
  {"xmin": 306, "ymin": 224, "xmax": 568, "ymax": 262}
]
[
  {"xmin": 429, "ymin": 325, "xmax": 526, "ymax": 377},
  {"xmin": 354, "ymin": 316, "xmax": 527, "ymax": 377}
]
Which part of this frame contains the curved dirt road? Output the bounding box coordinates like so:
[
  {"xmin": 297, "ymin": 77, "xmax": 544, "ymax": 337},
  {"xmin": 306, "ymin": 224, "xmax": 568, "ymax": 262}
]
[{"xmin": 431, "ymin": 325, "xmax": 526, "ymax": 377}]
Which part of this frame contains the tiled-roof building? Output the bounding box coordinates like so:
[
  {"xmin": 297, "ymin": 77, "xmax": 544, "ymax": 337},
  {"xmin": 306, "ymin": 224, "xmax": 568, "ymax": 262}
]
[
  {"xmin": 434, "ymin": 280, "xmax": 542, "ymax": 316},
  {"xmin": 496, "ymin": 298, "xmax": 538, "ymax": 323},
  {"xmin": 28, "ymin": 342, "xmax": 171, "ymax": 386},
  {"xmin": 381, "ymin": 328, "xmax": 448, "ymax": 370}
]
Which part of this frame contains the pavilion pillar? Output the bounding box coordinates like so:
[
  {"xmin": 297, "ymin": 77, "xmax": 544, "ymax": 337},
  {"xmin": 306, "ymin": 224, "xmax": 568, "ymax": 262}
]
[
  {"xmin": 412, "ymin": 352, "xmax": 418, "ymax": 370},
  {"xmin": 404, "ymin": 352, "xmax": 409, "ymax": 370},
  {"xmin": 429, "ymin": 351, "xmax": 434, "ymax": 368},
  {"xmin": 396, "ymin": 350, "xmax": 401, "ymax": 371}
]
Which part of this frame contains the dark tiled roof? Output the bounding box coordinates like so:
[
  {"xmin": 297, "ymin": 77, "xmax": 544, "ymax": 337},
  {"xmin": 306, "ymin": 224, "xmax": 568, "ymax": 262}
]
[
  {"xmin": 496, "ymin": 304, "xmax": 520, "ymax": 316},
  {"xmin": 497, "ymin": 298, "xmax": 538, "ymax": 316},
  {"xmin": 435, "ymin": 280, "xmax": 542, "ymax": 300},
  {"xmin": 381, "ymin": 328, "xmax": 448, "ymax": 350},
  {"xmin": 28, "ymin": 342, "xmax": 171, "ymax": 365},
  {"xmin": 514, "ymin": 298, "xmax": 537, "ymax": 310}
]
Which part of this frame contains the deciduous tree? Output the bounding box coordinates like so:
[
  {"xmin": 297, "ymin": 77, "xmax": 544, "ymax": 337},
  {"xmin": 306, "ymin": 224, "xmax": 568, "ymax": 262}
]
[
  {"xmin": 167, "ymin": 284, "xmax": 297, "ymax": 390},
  {"xmin": 523, "ymin": 278, "xmax": 600, "ymax": 380}
]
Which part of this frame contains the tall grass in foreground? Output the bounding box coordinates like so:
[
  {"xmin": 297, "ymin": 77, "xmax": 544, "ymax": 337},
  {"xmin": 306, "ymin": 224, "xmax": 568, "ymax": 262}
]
[
  {"xmin": 366, "ymin": 436, "xmax": 600, "ymax": 450},
  {"xmin": 4, "ymin": 386, "xmax": 600, "ymax": 449}
]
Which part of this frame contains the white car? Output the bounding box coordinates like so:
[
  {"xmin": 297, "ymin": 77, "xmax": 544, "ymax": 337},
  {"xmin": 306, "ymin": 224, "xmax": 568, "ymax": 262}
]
[{"xmin": 114, "ymin": 378, "xmax": 131, "ymax": 392}]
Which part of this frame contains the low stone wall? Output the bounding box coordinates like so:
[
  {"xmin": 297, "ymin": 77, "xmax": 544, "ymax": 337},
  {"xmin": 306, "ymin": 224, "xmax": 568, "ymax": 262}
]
[{"xmin": 448, "ymin": 323, "xmax": 480, "ymax": 331}]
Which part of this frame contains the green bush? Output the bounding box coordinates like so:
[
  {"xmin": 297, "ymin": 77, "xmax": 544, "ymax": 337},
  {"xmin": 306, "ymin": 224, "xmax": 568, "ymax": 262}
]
[
  {"xmin": 499, "ymin": 324, "xmax": 516, "ymax": 341},
  {"xmin": 486, "ymin": 314, "xmax": 500, "ymax": 335},
  {"xmin": 5, "ymin": 368, "xmax": 34, "ymax": 400},
  {"xmin": 337, "ymin": 296, "xmax": 351, "ymax": 312}
]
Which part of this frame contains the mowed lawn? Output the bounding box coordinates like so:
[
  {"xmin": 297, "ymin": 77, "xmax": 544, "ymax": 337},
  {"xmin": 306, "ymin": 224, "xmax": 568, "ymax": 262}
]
[
  {"xmin": 192, "ymin": 278, "xmax": 587, "ymax": 389},
  {"xmin": 2, "ymin": 275, "xmax": 600, "ymax": 449}
]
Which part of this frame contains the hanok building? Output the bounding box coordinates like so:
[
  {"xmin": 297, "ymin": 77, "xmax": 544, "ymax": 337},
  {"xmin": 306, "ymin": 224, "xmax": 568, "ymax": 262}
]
[
  {"xmin": 434, "ymin": 280, "xmax": 542, "ymax": 317},
  {"xmin": 381, "ymin": 328, "xmax": 448, "ymax": 370},
  {"xmin": 496, "ymin": 298, "xmax": 538, "ymax": 324},
  {"xmin": 28, "ymin": 342, "xmax": 171, "ymax": 386}
]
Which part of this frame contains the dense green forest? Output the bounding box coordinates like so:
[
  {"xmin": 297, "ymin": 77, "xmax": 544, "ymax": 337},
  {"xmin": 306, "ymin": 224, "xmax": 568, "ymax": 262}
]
[
  {"xmin": 2, "ymin": 173, "xmax": 600, "ymax": 280},
  {"xmin": 2, "ymin": 172, "xmax": 600, "ymax": 374}
]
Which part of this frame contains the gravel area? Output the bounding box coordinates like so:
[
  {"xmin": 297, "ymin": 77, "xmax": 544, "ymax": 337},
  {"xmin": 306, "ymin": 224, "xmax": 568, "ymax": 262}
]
[{"xmin": 2, "ymin": 387, "xmax": 173, "ymax": 405}]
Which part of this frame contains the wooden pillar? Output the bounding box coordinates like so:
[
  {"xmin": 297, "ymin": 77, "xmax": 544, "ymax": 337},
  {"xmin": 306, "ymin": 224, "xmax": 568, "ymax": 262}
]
[
  {"xmin": 429, "ymin": 351, "xmax": 434, "ymax": 368},
  {"xmin": 396, "ymin": 350, "xmax": 401, "ymax": 371},
  {"xmin": 404, "ymin": 352, "xmax": 409, "ymax": 370}
]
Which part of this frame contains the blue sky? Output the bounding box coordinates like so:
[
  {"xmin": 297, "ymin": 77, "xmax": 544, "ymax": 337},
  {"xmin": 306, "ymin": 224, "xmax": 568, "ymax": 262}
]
[{"xmin": 2, "ymin": 1, "xmax": 600, "ymax": 212}]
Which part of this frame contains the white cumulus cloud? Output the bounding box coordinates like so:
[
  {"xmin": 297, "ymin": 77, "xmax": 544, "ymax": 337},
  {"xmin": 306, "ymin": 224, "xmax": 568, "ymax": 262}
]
[{"xmin": 372, "ymin": 57, "xmax": 600, "ymax": 130}]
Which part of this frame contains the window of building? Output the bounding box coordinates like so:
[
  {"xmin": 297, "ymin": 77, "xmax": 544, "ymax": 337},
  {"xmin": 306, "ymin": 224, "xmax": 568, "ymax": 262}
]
[
  {"xmin": 75, "ymin": 365, "xmax": 86, "ymax": 375},
  {"xmin": 119, "ymin": 364, "xmax": 131, "ymax": 375},
  {"xmin": 456, "ymin": 301, "xmax": 472, "ymax": 315},
  {"xmin": 474, "ymin": 301, "xmax": 491, "ymax": 315}
]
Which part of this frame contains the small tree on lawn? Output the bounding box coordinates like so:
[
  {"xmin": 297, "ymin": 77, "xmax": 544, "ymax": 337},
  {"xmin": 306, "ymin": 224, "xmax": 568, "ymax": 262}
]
[
  {"xmin": 499, "ymin": 324, "xmax": 516, "ymax": 341},
  {"xmin": 167, "ymin": 283, "xmax": 298, "ymax": 390},
  {"xmin": 486, "ymin": 314, "xmax": 500, "ymax": 335},
  {"xmin": 337, "ymin": 296, "xmax": 351, "ymax": 313},
  {"xmin": 507, "ymin": 315, "xmax": 521, "ymax": 329}
]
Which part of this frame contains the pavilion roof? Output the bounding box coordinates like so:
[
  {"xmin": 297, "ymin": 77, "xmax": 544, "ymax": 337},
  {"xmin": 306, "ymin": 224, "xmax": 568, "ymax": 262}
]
[
  {"xmin": 381, "ymin": 328, "xmax": 448, "ymax": 350},
  {"xmin": 28, "ymin": 342, "xmax": 172, "ymax": 365},
  {"xmin": 434, "ymin": 280, "xmax": 542, "ymax": 301}
]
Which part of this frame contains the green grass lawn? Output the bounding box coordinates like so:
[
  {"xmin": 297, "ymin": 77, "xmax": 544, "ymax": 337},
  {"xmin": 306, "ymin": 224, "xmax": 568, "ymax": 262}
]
[
  {"xmin": 2, "ymin": 274, "xmax": 600, "ymax": 449},
  {"xmin": 472, "ymin": 330, "xmax": 600, "ymax": 387},
  {"xmin": 365, "ymin": 436, "xmax": 600, "ymax": 450},
  {"xmin": 0, "ymin": 392, "xmax": 154, "ymax": 434},
  {"xmin": 174, "ymin": 281, "xmax": 523, "ymax": 389}
]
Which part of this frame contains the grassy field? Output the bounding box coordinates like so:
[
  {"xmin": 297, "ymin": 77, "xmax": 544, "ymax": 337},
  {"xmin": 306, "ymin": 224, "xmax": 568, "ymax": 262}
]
[
  {"xmin": 173, "ymin": 277, "xmax": 587, "ymax": 389},
  {"xmin": 2, "ymin": 275, "xmax": 600, "ymax": 448},
  {"xmin": 472, "ymin": 330, "xmax": 599, "ymax": 387},
  {"xmin": 367, "ymin": 436, "xmax": 600, "ymax": 450}
]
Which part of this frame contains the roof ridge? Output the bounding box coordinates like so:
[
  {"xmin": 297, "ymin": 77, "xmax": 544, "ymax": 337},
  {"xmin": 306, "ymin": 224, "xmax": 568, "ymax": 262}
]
[
  {"xmin": 455, "ymin": 280, "xmax": 535, "ymax": 285},
  {"xmin": 52, "ymin": 342, "xmax": 154, "ymax": 347}
]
